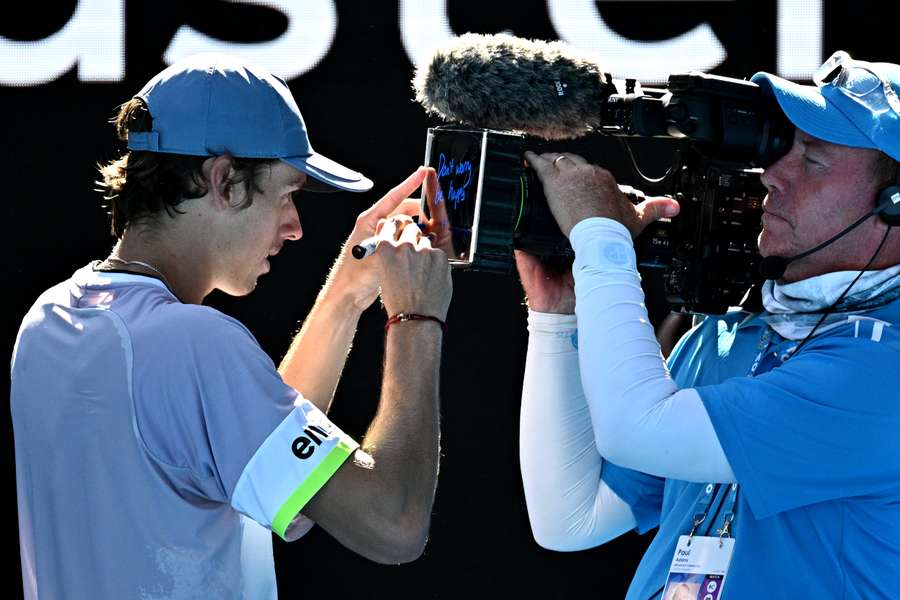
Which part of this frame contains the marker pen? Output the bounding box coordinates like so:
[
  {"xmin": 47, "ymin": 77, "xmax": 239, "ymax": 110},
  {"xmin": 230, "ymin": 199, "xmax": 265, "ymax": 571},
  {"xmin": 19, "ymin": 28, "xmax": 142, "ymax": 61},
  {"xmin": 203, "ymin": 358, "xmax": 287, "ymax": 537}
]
[{"xmin": 352, "ymin": 218, "xmax": 427, "ymax": 260}]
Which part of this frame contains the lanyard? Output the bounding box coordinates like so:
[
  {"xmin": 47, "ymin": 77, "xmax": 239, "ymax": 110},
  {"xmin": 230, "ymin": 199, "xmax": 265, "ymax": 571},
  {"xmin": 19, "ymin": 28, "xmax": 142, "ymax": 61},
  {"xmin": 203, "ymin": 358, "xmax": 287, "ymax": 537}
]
[
  {"xmin": 686, "ymin": 483, "xmax": 738, "ymax": 542},
  {"xmin": 653, "ymin": 325, "xmax": 782, "ymax": 599},
  {"xmin": 748, "ymin": 327, "xmax": 773, "ymax": 376},
  {"xmin": 716, "ymin": 483, "xmax": 739, "ymax": 542},
  {"xmin": 688, "ymin": 483, "xmax": 719, "ymax": 538},
  {"xmin": 689, "ymin": 325, "xmax": 780, "ymax": 542}
]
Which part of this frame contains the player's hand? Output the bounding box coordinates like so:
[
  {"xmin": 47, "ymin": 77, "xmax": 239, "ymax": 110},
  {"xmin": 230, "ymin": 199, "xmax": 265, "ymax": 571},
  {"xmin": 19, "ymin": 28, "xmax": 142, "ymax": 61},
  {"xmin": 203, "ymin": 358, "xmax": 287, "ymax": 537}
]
[
  {"xmin": 418, "ymin": 168, "xmax": 453, "ymax": 256},
  {"xmin": 375, "ymin": 217, "xmax": 452, "ymax": 322},
  {"xmin": 328, "ymin": 167, "xmax": 433, "ymax": 311}
]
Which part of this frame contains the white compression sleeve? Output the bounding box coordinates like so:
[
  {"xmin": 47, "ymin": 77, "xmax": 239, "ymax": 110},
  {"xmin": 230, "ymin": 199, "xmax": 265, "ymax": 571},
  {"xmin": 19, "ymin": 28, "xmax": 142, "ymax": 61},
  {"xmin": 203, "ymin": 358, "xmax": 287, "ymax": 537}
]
[
  {"xmin": 570, "ymin": 217, "xmax": 735, "ymax": 483},
  {"xmin": 519, "ymin": 310, "xmax": 637, "ymax": 551}
]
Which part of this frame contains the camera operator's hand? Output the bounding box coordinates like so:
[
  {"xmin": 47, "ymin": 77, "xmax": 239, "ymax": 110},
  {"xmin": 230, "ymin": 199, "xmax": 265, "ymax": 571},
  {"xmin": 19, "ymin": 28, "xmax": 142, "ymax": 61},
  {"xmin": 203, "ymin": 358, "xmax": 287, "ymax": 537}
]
[
  {"xmin": 514, "ymin": 250, "xmax": 575, "ymax": 314},
  {"xmin": 375, "ymin": 216, "xmax": 453, "ymax": 322},
  {"xmin": 524, "ymin": 151, "xmax": 680, "ymax": 238}
]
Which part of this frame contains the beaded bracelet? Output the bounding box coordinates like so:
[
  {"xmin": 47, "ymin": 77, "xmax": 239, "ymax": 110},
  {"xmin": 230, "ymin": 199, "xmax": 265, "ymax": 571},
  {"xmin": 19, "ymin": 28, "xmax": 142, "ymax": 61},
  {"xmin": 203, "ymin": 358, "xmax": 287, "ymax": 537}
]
[{"xmin": 385, "ymin": 312, "xmax": 447, "ymax": 333}]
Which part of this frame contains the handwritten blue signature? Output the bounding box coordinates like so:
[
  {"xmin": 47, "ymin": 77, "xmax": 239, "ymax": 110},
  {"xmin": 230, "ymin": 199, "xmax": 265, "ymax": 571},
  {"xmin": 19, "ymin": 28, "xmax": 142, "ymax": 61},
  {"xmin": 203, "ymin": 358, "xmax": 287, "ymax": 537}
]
[{"xmin": 436, "ymin": 153, "xmax": 474, "ymax": 209}]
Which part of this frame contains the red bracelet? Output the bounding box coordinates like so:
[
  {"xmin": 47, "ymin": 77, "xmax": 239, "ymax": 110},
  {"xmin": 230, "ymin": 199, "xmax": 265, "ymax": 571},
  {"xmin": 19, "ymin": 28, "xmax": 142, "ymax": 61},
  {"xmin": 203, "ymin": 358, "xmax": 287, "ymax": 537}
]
[{"xmin": 385, "ymin": 312, "xmax": 447, "ymax": 333}]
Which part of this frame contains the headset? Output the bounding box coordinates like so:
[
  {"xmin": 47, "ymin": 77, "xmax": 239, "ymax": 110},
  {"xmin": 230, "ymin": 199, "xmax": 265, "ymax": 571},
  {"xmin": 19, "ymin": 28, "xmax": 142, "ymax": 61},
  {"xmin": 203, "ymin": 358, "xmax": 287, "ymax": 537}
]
[
  {"xmin": 875, "ymin": 165, "xmax": 900, "ymax": 226},
  {"xmin": 759, "ymin": 157, "xmax": 900, "ymax": 281},
  {"xmin": 779, "ymin": 158, "xmax": 899, "ymax": 355}
]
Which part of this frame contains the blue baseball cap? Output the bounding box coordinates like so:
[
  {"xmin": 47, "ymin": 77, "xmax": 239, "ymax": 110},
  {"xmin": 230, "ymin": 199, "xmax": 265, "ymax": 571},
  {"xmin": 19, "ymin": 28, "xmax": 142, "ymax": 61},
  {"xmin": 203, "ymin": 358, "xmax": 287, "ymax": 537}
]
[
  {"xmin": 126, "ymin": 53, "xmax": 373, "ymax": 193},
  {"xmin": 751, "ymin": 50, "xmax": 900, "ymax": 162}
]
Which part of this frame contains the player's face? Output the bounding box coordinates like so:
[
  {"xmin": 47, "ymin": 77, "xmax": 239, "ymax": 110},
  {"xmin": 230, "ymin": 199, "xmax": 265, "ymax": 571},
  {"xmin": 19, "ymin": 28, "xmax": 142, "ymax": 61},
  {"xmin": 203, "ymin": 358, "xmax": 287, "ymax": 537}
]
[
  {"xmin": 758, "ymin": 129, "xmax": 883, "ymax": 282},
  {"xmin": 215, "ymin": 161, "xmax": 305, "ymax": 296}
]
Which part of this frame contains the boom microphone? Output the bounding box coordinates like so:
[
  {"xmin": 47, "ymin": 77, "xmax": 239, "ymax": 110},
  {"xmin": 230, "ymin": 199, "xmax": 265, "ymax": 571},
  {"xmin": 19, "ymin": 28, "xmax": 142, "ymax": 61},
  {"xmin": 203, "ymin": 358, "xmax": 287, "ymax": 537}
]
[{"xmin": 412, "ymin": 33, "xmax": 615, "ymax": 140}]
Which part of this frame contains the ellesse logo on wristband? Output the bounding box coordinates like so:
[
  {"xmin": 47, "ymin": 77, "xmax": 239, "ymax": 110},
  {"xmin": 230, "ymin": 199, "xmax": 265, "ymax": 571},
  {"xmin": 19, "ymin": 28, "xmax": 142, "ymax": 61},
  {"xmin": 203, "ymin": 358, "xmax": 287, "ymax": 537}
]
[{"xmin": 292, "ymin": 425, "xmax": 330, "ymax": 459}]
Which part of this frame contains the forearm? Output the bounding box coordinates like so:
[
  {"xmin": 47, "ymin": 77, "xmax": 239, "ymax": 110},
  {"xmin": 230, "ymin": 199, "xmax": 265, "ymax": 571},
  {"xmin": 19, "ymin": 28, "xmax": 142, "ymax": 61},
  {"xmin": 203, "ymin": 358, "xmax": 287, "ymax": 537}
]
[
  {"xmin": 571, "ymin": 218, "xmax": 734, "ymax": 482},
  {"xmin": 520, "ymin": 310, "xmax": 636, "ymax": 550},
  {"xmin": 363, "ymin": 321, "xmax": 442, "ymax": 530},
  {"xmin": 302, "ymin": 320, "xmax": 443, "ymax": 564},
  {"xmin": 279, "ymin": 278, "xmax": 364, "ymax": 413}
]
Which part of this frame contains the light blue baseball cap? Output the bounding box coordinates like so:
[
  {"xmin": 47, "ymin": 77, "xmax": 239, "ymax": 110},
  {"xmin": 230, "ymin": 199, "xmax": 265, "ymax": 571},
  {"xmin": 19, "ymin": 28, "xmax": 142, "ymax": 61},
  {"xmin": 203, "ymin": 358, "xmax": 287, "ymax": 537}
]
[
  {"xmin": 126, "ymin": 53, "xmax": 373, "ymax": 193},
  {"xmin": 751, "ymin": 50, "xmax": 900, "ymax": 162}
]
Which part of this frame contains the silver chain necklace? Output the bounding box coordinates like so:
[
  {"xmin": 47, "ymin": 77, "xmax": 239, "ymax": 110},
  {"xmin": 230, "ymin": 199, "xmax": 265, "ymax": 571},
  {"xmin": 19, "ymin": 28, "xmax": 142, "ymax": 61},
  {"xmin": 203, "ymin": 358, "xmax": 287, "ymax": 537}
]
[{"xmin": 104, "ymin": 256, "xmax": 173, "ymax": 291}]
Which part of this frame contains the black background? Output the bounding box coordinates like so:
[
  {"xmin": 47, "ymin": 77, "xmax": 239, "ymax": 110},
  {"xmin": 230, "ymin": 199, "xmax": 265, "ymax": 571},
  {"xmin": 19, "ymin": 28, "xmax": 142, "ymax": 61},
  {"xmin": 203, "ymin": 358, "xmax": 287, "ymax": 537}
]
[{"xmin": 3, "ymin": 2, "xmax": 896, "ymax": 597}]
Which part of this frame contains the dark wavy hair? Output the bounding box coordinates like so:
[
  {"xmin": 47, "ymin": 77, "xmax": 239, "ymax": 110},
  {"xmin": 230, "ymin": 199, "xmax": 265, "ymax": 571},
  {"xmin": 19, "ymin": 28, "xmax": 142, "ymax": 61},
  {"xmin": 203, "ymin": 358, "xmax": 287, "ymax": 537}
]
[{"xmin": 96, "ymin": 98, "xmax": 277, "ymax": 237}]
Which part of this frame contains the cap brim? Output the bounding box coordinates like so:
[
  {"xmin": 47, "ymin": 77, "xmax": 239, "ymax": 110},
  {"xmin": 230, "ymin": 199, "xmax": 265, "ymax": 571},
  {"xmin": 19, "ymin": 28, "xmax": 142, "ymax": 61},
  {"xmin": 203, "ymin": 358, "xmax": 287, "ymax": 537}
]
[
  {"xmin": 751, "ymin": 72, "xmax": 878, "ymax": 151},
  {"xmin": 282, "ymin": 153, "xmax": 373, "ymax": 193}
]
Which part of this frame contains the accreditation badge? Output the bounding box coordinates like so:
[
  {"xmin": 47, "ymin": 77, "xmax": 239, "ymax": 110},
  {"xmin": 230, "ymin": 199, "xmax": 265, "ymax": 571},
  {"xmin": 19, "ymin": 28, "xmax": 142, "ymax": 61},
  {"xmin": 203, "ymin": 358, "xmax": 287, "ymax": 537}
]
[{"xmin": 661, "ymin": 535, "xmax": 735, "ymax": 600}]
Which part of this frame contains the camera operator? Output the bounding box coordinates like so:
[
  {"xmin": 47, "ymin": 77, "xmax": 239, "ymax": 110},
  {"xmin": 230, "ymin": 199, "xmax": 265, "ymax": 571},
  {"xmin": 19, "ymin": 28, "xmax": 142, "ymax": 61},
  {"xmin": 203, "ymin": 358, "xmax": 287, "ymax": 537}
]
[{"xmin": 518, "ymin": 51, "xmax": 900, "ymax": 598}]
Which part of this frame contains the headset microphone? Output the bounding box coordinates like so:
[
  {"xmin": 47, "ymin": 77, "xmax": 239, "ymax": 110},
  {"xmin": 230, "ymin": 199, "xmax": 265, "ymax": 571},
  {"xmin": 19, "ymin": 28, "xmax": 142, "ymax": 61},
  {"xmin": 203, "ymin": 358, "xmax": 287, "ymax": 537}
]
[
  {"xmin": 760, "ymin": 174, "xmax": 900, "ymax": 280},
  {"xmin": 758, "ymin": 211, "xmax": 875, "ymax": 280}
]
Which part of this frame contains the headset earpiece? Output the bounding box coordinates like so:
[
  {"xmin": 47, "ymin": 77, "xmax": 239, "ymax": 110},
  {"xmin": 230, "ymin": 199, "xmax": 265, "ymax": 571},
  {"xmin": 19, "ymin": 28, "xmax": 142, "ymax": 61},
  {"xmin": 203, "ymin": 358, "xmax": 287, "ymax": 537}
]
[{"xmin": 875, "ymin": 163, "xmax": 900, "ymax": 226}]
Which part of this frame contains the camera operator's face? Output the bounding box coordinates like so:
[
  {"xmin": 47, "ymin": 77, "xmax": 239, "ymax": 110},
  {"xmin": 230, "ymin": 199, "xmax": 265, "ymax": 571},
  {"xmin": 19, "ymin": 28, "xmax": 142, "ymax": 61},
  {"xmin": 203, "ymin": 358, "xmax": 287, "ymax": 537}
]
[{"xmin": 758, "ymin": 129, "xmax": 883, "ymax": 282}]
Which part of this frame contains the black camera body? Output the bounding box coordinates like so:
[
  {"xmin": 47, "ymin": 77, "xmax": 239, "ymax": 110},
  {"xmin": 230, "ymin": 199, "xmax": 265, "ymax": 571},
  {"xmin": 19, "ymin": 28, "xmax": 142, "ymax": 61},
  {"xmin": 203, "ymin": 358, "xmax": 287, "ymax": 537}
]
[
  {"xmin": 642, "ymin": 154, "xmax": 766, "ymax": 313},
  {"xmin": 422, "ymin": 72, "xmax": 793, "ymax": 315}
]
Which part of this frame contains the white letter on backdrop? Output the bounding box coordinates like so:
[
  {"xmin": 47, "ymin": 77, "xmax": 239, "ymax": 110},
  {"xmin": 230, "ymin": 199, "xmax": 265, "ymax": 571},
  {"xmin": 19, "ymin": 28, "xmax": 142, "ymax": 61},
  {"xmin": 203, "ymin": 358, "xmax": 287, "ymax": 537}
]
[
  {"xmin": 164, "ymin": 0, "xmax": 337, "ymax": 81},
  {"xmin": 399, "ymin": 0, "xmax": 456, "ymax": 69},
  {"xmin": 778, "ymin": 0, "xmax": 822, "ymax": 79},
  {"xmin": 0, "ymin": 0, "xmax": 124, "ymax": 86},
  {"xmin": 547, "ymin": 0, "xmax": 726, "ymax": 83}
]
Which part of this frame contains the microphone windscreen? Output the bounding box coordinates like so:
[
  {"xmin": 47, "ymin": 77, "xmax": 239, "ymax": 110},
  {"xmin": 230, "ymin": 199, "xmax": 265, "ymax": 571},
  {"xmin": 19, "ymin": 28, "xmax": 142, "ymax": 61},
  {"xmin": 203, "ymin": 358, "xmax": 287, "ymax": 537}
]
[
  {"xmin": 412, "ymin": 33, "xmax": 613, "ymax": 140},
  {"xmin": 758, "ymin": 255, "xmax": 787, "ymax": 281}
]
